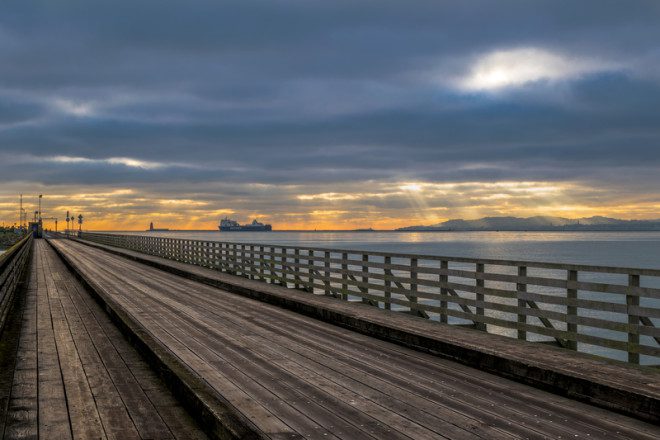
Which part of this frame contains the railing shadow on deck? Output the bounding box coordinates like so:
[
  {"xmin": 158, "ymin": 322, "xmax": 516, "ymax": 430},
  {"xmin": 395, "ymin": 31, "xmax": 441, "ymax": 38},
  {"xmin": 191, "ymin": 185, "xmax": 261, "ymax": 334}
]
[{"xmin": 79, "ymin": 232, "xmax": 660, "ymax": 366}]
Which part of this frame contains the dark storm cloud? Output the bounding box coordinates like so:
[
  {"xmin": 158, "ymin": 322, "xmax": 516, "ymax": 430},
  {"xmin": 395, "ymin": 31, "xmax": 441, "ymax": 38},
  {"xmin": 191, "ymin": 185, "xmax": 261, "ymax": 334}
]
[{"xmin": 1, "ymin": 0, "xmax": 660, "ymax": 224}]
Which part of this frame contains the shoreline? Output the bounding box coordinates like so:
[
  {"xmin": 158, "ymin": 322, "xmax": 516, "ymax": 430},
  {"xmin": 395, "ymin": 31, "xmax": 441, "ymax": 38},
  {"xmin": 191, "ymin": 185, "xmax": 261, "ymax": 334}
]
[
  {"xmin": 91, "ymin": 229, "xmax": 660, "ymax": 233},
  {"xmin": 0, "ymin": 232, "xmax": 22, "ymax": 249}
]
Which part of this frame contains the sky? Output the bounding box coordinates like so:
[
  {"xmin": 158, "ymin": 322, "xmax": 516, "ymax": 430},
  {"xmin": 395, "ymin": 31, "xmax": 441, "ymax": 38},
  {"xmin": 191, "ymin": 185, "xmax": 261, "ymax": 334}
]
[{"xmin": 1, "ymin": 0, "xmax": 659, "ymax": 230}]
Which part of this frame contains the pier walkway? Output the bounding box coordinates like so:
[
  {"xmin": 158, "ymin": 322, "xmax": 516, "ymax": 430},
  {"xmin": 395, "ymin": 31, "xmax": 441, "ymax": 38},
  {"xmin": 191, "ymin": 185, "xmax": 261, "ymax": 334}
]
[
  {"xmin": 0, "ymin": 240, "xmax": 207, "ymax": 439},
  {"xmin": 41, "ymin": 238, "xmax": 659, "ymax": 439}
]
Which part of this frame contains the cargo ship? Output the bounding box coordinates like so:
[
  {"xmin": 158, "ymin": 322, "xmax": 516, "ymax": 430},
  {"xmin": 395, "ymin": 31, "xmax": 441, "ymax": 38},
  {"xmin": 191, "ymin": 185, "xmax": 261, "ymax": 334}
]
[{"xmin": 219, "ymin": 217, "xmax": 272, "ymax": 232}]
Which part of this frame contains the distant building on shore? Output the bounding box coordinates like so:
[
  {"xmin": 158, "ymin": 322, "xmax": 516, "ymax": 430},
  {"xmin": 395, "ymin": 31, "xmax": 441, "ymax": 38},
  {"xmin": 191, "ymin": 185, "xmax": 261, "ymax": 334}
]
[{"xmin": 147, "ymin": 222, "xmax": 170, "ymax": 232}]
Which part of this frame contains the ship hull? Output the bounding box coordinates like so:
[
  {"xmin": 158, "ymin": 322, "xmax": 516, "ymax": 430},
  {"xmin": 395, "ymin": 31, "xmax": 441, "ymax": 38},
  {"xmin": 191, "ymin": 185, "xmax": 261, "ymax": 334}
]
[{"xmin": 219, "ymin": 225, "xmax": 272, "ymax": 232}]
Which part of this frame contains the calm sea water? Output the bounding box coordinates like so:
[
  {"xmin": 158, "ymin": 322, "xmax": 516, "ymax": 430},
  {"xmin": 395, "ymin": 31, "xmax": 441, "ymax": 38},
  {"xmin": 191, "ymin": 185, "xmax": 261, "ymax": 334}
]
[
  {"xmin": 110, "ymin": 230, "xmax": 660, "ymax": 269},
  {"xmin": 100, "ymin": 230, "xmax": 660, "ymax": 364}
]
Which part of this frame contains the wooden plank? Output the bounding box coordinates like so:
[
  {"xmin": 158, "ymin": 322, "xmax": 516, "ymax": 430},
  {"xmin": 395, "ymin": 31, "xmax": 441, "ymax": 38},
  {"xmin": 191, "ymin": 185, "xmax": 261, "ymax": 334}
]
[
  {"xmin": 114, "ymin": 241, "xmax": 660, "ymax": 436},
  {"xmin": 34, "ymin": 245, "xmax": 73, "ymax": 440},
  {"xmin": 57, "ymin": 248, "xmax": 292, "ymax": 438},
  {"xmin": 43, "ymin": 277, "xmax": 106, "ymax": 438},
  {"xmin": 141, "ymin": 288, "xmax": 518, "ymax": 439},
  {"xmin": 3, "ymin": 258, "xmax": 38, "ymax": 440},
  {"xmin": 56, "ymin": 238, "xmax": 660, "ymax": 437},
  {"xmin": 253, "ymin": 310, "xmax": 656, "ymax": 440},
  {"xmin": 111, "ymin": 269, "xmax": 452, "ymax": 439},
  {"xmin": 8, "ymin": 240, "xmax": 210, "ymax": 440},
  {"xmin": 58, "ymin": 242, "xmax": 456, "ymax": 438},
  {"xmin": 124, "ymin": 296, "xmax": 379, "ymax": 439},
  {"xmin": 54, "ymin": 238, "xmax": 660, "ymax": 435},
  {"xmin": 45, "ymin": 242, "xmax": 203, "ymax": 440}
]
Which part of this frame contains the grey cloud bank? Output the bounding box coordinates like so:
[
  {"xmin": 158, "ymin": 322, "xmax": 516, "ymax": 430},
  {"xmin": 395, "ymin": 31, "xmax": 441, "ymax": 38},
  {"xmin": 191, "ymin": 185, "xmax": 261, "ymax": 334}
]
[{"xmin": 1, "ymin": 0, "xmax": 659, "ymax": 227}]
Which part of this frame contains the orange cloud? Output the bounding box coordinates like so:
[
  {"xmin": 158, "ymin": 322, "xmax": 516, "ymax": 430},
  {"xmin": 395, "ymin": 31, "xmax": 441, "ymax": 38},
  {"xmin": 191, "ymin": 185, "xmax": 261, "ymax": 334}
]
[{"xmin": 1, "ymin": 180, "xmax": 658, "ymax": 231}]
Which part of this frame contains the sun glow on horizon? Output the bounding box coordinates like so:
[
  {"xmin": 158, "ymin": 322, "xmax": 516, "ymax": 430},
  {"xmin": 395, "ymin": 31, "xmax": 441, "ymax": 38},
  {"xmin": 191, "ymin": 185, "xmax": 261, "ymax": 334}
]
[{"xmin": 1, "ymin": 180, "xmax": 658, "ymax": 231}]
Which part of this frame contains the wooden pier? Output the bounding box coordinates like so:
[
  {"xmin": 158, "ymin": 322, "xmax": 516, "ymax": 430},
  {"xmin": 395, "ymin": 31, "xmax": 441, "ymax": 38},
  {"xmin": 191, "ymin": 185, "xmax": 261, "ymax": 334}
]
[
  {"xmin": 0, "ymin": 240, "xmax": 205, "ymax": 439},
  {"xmin": 78, "ymin": 233, "xmax": 660, "ymax": 366},
  {"xmin": 1, "ymin": 235, "xmax": 659, "ymax": 439}
]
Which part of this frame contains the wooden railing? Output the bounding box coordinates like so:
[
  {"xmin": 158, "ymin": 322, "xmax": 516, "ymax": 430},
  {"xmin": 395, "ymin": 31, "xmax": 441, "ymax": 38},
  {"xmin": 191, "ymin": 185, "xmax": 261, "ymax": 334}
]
[
  {"xmin": 0, "ymin": 234, "xmax": 32, "ymax": 336},
  {"xmin": 80, "ymin": 232, "xmax": 660, "ymax": 365}
]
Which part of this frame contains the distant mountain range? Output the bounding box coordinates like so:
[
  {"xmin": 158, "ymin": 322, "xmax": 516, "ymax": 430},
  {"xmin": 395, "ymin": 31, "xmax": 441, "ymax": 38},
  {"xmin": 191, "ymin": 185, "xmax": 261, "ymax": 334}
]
[{"xmin": 396, "ymin": 216, "xmax": 660, "ymax": 231}]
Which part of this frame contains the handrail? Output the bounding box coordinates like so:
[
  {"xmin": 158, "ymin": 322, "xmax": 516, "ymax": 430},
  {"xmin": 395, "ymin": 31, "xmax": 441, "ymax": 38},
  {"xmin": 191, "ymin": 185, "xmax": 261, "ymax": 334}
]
[
  {"xmin": 0, "ymin": 233, "xmax": 30, "ymax": 270},
  {"xmin": 0, "ymin": 233, "xmax": 33, "ymax": 336},
  {"xmin": 79, "ymin": 232, "xmax": 660, "ymax": 365},
  {"xmin": 85, "ymin": 233, "xmax": 660, "ymax": 276}
]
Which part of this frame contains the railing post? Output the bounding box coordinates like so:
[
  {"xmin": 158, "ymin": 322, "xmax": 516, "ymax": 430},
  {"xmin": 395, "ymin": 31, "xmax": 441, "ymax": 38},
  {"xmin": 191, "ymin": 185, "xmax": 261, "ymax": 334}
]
[
  {"xmin": 241, "ymin": 244, "xmax": 248, "ymax": 278},
  {"xmin": 307, "ymin": 250, "xmax": 314, "ymax": 293},
  {"xmin": 281, "ymin": 248, "xmax": 288, "ymax": 287},
  {"xmin": 362, "ymin": 254, "xmax": 370, "ymax": 304},
  {"xmin": 476, "ymin": 263, "xmax": 486, "ymax": 331},
  {"xmin": 384, "ymin": 256, "xmax": 392, "ymax": 310},
  {"xmin": 259, "ymin": 246, "xmax": 265, "ymax": 281},
  {"xmin": 566, "ymin": 270, "xmax": 578, "ymax": 350},
  {"xmin": 294, "ymin": 248, "xmax": 300, "ymax": 289},
  {"xmin": 324, "ymin": 251, "xmax": 331, "ymax": 296},
  {"xmin": 440, "ymin": 260, "xmax": 448, "ymax": 323},
  {"xmin": 232, "ymin": 243, "xmax": 237, "ymax": 274},
  {"xmin": 341, "ymin": 253, "xmax": 348, "ymax": 300},
  {"xmin": 410, "ymin": 258, "xmax": 418, "ymax": 314},
  {"xmin": 249, "ymin": 245, "xmax": 254, "ymax": 279},
  {"xmin": 517, "ymin": 266, "xmax": 527, "ymax": 341},
  {"xmin": 218, "ymin": 243, "xmax": 224, "ymax": 271},
  {"xmin": 268, "ymin": 246, "xmax": 275, "ymax": 283},
  {"xmin": 627, "ymin": 274, "xmax": 640, "ymax": 364}
]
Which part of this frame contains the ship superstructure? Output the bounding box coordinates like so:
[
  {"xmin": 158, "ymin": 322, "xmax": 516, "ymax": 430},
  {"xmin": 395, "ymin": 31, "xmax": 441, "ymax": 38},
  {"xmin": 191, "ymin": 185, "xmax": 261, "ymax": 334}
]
[{"xmin": 219, "ymin": 217, "xmax": 272, "ymax": 231}]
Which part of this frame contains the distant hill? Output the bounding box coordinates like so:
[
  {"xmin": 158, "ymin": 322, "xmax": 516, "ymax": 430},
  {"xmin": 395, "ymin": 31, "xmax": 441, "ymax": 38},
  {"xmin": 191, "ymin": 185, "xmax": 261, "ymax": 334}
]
[{"xmin": 396, "ymin": 216, "xmax": 660, "ymax": 231}]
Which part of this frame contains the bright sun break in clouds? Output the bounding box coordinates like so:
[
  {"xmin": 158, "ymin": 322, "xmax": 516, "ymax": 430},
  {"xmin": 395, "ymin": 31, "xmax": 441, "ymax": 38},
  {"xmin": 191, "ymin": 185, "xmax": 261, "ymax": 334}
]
[
  {"xmin": 459, "ymin": 48, "xmax": 618, "ymax": 92},
  {"xmin": 52, "ymin": 98, "xmax": 96, "ymax": 117}
]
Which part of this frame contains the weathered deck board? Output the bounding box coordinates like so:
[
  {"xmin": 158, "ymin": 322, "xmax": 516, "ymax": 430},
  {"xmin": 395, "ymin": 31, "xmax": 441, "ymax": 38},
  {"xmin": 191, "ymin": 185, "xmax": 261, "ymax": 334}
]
[
  {"xmin": 2, "ymin": 261, "xmax": 38, "ymax": 440},
  {"xmin": 51, "ymin": 238, "xmax": 660, "ymax": 440},
  {"xmin": 72, "ymin": 235, "xmax": 660, "ymax": 420},
  {"xmin": 1, "ymin": 240, "xmax": 207, "ymax": 440}
]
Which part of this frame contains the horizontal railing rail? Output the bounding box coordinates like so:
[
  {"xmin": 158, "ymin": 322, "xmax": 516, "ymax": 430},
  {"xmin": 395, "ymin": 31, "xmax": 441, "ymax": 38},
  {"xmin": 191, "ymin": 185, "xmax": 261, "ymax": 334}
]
[
  {"xmin": 80, "ymin": 232, "xmax": 660, "ymax": 365},
  {"xmin": 0, "ymin": 233, "xmax": 33, "ymax": 336}
]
